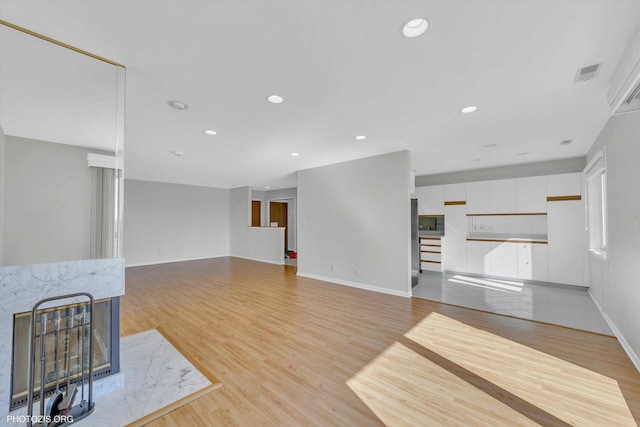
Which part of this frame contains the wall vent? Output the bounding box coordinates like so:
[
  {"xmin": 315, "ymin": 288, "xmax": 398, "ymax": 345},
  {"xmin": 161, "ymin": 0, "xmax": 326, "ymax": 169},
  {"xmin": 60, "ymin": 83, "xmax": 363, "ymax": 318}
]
[{"xmin": 574, "ymin": 63, "xmax": 602, "ymax": 83}]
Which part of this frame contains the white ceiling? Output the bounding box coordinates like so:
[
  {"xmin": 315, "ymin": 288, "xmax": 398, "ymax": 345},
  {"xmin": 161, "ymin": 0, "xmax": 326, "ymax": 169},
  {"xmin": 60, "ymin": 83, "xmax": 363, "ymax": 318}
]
[
  {"xmin": 0, "ymin": 25, "xmax": 118, "ymax": 151},
  {"xmin": 1, "ymin": 1, "xmax": 640, "ymax": 189}
]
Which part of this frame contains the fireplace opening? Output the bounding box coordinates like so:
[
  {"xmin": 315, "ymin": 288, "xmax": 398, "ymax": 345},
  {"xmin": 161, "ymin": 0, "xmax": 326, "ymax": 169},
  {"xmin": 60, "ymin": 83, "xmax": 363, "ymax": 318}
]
[{"xmin": 10, "ymin": 297, "xmax": 120, "ymax": 411}]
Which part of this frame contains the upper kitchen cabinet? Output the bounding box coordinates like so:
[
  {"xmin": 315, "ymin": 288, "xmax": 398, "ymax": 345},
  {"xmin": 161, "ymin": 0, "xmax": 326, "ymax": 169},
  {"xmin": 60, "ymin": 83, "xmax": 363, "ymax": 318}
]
[
  {"xmin": 516, "ymin": 176, "xmax": 547, "ymax": 213},
  {"xmin": 547, "ymin": 173, "xmax": 582, "ymax": 197},
  {"xmin": 466, "ymin": 181, "xmax": 491, "ymax": 214},
  {"xmin": 490, "ymin": 179, "xmax": 517, "ymax": 213},
  {"xmin": 468, "ymin": 177, "xmax": 545, "ymax": 214},
  {"xmin": 444, "ymin": 183, "xmax": 466, "ymax": 202},
  {"xmin": 415, "ymin": 185, "xmax": 444, "ymax": 215}
]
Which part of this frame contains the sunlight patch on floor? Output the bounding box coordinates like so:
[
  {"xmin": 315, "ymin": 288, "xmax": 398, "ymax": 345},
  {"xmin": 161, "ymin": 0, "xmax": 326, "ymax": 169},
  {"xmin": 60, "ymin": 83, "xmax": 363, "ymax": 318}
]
[
  {"xmin": 346, "ymin": 342, "xmax": 537, "ymax": 426},
  {"xmin": 404, "ymin": 312, "xmax": 635, "ymax": 426},
  {"xmin": 450, "ymin": 275, "xmax": 525, "ymax": 293}
]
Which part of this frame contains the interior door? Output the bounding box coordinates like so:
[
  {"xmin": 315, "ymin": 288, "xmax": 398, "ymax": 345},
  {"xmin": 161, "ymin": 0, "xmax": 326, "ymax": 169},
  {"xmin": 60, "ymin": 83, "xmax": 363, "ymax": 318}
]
[
  {"xmin": 269, "ymin": 201, "xmax": 288, "ymax": 253},
  {"xmin": 251, "ymin": 200, "xmax": 261, "ymax": 227}
]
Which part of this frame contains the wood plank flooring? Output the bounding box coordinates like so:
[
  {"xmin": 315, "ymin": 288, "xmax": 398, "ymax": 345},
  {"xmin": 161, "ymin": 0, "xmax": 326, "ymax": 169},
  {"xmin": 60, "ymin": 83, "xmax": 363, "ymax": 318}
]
[{"xmin": 122, "ymin": 257, "xmax": 640, "ymax": 426}]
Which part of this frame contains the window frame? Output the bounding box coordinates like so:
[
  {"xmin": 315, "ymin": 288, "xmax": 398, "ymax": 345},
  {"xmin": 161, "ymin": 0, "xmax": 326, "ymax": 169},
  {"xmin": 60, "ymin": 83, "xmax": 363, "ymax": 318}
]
[{"xmin": 584, "ymin": 148, "xmax": 608, "ymax": 261}]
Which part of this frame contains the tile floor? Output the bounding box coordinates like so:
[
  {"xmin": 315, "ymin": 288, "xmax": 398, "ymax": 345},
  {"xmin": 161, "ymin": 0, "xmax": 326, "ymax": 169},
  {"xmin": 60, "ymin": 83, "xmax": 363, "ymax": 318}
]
[{"xmin": 413, "ymin": 272, "xmax": 612, "ymax": 335}]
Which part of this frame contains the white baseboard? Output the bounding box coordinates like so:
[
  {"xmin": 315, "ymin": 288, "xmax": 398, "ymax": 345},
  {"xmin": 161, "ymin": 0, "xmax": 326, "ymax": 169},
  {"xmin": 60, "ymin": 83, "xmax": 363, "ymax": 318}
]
[
  {"xmin": 125, "ymin": 255, "xmax": 228, "ymax": 268},
  {"xmin": 588, "ymin": 290, "xmax": 640, "ymax": 373},
  {"xmin": 230, "ymin": 255, "xmax": 284, "ymax": 266},
  {"xmin": 296, "ymin": 272, "xmax": 411, "ymax": 298}
]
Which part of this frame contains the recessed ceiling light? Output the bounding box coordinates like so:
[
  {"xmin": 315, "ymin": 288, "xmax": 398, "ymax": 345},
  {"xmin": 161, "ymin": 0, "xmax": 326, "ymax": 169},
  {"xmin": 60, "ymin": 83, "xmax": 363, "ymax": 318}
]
[
  {"xmin": 483, "ymin": 144, "xmax": 497, "ymax": 148},
  {"xmin": 460, "ymin": 106, "xmax": 478, "ymax": 114},
  {"xmin": 560, "ymin": 139, "xmax": 573, "ymax": 145},
  {"xmin": 402, "ymin": 18, "xmax": 429, "ymax": 38},
  {"xmin": 290, "ymin": 152, "xmax": 300, "ymax": 156},
  {"xmin": 267, "ymin": 95, "xmax": 284, "ymax": 104},
  {"xmin": 204, "ymin": 129, "xmax": 217, "ymax": 136},
  {"xmin": 265, "ymin": 186, "xmax": 271, "ymax": 189},
  {"xmin": 472, "ymin": 158, "xmax": 483, "ymax": 162},
  {"xmin": 167, "ymin": 100, "xmax": 189, "ymax": 110},
  {"xmin": 516, "ymin": 152, "xmax": 529, "ymax": 156},
  {"xmin": 171, "ymin": 150, "xmax": 184, "ymax": 156},
  {"xmin": 355, "ymin": 135, "xmax": 367, "ymax": 141}
]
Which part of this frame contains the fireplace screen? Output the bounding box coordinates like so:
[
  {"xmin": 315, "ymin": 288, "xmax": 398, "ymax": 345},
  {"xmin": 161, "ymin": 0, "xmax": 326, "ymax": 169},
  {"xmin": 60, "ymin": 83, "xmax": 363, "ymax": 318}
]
[{"xmin": 10, "ymin": 298, "xmax": 118, "ymax": 410}]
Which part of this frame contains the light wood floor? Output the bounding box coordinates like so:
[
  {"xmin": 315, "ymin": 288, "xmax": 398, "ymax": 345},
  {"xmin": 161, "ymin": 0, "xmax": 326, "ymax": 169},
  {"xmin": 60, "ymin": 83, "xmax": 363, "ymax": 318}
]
[{"xmin": 122, "ymin": 257, "xmax": 640, "ymax": 426}]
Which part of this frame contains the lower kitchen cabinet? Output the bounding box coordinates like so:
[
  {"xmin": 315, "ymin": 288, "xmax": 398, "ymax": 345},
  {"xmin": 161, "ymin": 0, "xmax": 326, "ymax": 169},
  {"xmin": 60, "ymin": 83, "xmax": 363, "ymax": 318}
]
[
  {"xmin": 420, "ymin": 237, "xmax": 442, "ymax": 272},
  {"xmin": 490, "ymin": 241, "xmax": 518, "ymax": 278},
  {"xmin": 517, "ymin": 243, "xmax": 548, "ymax": 281},
  {"xmin": 466, "ymin": 240, "xmax": 491, "ymax": 275},
  {"xmin": 466, "ymin": 240, "xmax": 549, "ymax": 281}
]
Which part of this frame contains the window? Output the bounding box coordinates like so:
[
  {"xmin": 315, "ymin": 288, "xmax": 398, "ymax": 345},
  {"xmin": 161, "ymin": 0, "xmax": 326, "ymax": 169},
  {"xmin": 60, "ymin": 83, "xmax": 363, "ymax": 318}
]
[{"xmin": 585, "ymin": 149, "xmax": 607, "ymax": 259}]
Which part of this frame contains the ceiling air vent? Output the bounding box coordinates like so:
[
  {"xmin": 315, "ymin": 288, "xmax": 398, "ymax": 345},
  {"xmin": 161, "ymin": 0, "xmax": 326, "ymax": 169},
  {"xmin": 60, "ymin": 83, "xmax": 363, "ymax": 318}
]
[
  {"xmin": 614, "ymin": 79, "xmax": 640, "ymax": 115},
  {"xmin": 574, "ymin": 63, "xmax": 602, "ymax": 83}
]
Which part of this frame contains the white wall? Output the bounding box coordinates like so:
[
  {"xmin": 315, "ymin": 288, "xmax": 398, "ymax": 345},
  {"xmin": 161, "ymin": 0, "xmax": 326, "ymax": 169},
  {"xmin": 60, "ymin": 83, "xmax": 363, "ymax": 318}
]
[
  {"xmin": 124, "ymin": 179, "xmax": 230, "ymax": 266},
  {"xmin": 2, "ymin": 136, "xmax": 96, "ymax": 266},
  {"xmin": 231, "ymin": 187, "xmax": 284, "ymax": 264},
  {"xmin": 230, "ymin": 186, "xmax": 251, "ymax": 255},
  {"xmin": 586, "ymin": 112, "xmax": 640, "ymax": 370},
  {"xmin": 297, "ymin": 151, "xmax": 411, "ymax": 297},
  {"xmin": 416, "ymin": 157, "xmax": 585, "ymax": 186}
]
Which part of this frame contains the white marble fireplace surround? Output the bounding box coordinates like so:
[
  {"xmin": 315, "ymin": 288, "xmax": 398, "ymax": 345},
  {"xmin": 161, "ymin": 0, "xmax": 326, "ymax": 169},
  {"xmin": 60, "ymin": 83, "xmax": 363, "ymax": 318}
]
[{"xmin": 0, "ymin": 257, "xmax": 125, "ymax": 419}]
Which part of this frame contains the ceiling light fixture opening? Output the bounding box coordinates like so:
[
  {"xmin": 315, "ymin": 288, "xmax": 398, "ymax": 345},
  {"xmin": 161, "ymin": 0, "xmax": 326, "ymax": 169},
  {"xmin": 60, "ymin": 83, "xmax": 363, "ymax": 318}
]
[
  {"xmin": 472, "ymin": 158, "xmax": 483, "ymax": 162},
  {"xmin": 265, "ymin": 186, "xmax": 271, "ymax": 189},
  {"xmin": 516, "ymin": 152, "xmax": 529, "ymax": 156},
  {"xmin": 267, "ymin": 95, "xmax": 284, "ymax": 104},
  {"xmin": 483, "ymin": 144, "xmax": 497, "ymax": 148},
  {"xmin": 167, "ymin": 100, "xmax": 189, "ymax": 110},
  {"xmin": 560, "ymin": 139, "xmax": 573, "ymax": 145},
  {"xmin": 355, "ymin": 135, "xmax": 366, "ymax": 141},
  {"xmin": 171, "ymin": 150, "xmax": 184, "ymax": 156},
  {"xmin": 402, "ymin": 18, "xmax": 429, "ymax": 38},
  {"xmin": 460, "ymin": 106, "xmax": 478, "ymax": 114},
  {"xmin": 204, "ymin": 129, "xmax": 217, "ymax": 136},
  {"xmin": 290, "ymin": 152, "xmax": 300, "ymax": 157}
]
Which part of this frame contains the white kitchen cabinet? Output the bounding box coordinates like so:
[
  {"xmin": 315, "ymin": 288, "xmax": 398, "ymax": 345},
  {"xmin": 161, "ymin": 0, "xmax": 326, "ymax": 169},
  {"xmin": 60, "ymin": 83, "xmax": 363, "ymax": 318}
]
[
  {"xmin": 517, "ymin": 176, "xmax": 547, "ymax": 213},
  {"xmin": 490, "ymin": 179, "xmax": 517, "ymax": 213},
  {"xmin": 547, "ymin": 173, "xmax": 582, "ymax": 197},
  {"xmin": 466, "ymin": 240, "xmax": 491, "ymax": 275},
  {"xmin": 517, "ymin": 243, "xmax": 548, "ymax": 281},
  {"xmin": 416, "ymin": 185, "xmax": 444, "ymax": 215},
  {"xmin": 466, "ymin": 181, "xmax": 491, "ymax": 214},
  {"xmin": 444, "ymin": 183, "xmax": 466, "ymax": 201},
  {"xmin": 443, "ymin": 205, "xmax": 467, "ymax": 272},
  {"xmin": 547, "ymin": 200, "xmax": 584, "ymax": 285},
  {"xmin": 489, "ymin": 241, "xmax": 518, "ymax": 278},
  {"xmin": 420, "ymin": 237, "xmax": 442, "ymax": 272}
]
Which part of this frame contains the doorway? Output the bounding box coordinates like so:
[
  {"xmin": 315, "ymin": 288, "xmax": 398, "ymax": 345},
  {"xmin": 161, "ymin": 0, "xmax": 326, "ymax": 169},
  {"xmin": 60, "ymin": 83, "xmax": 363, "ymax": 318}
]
[{"xmin": 269, "ymin": 201, "xmax": 288, "ymax": 254}]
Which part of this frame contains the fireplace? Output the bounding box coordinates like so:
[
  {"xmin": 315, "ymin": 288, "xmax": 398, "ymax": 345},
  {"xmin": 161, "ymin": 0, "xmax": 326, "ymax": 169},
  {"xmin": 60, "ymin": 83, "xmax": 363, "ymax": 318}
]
[{"xmin": 9, "ymin": 297, "xmax": 120, "ymax": 410}]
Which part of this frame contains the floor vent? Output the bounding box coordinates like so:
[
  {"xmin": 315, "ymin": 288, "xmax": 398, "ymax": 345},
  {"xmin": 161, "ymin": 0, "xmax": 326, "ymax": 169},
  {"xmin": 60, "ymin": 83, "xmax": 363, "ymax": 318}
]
[{"xmin": 574, "ymin": 63, "xmax": 602, "ymax": 83}]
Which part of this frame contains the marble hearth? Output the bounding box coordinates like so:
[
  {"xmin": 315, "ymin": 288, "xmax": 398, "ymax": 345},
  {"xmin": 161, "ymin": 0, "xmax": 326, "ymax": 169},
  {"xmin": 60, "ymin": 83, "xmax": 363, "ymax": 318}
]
[{"xmin": 0, "ymin": 258, "xmax": 125, "ymax": 419}]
